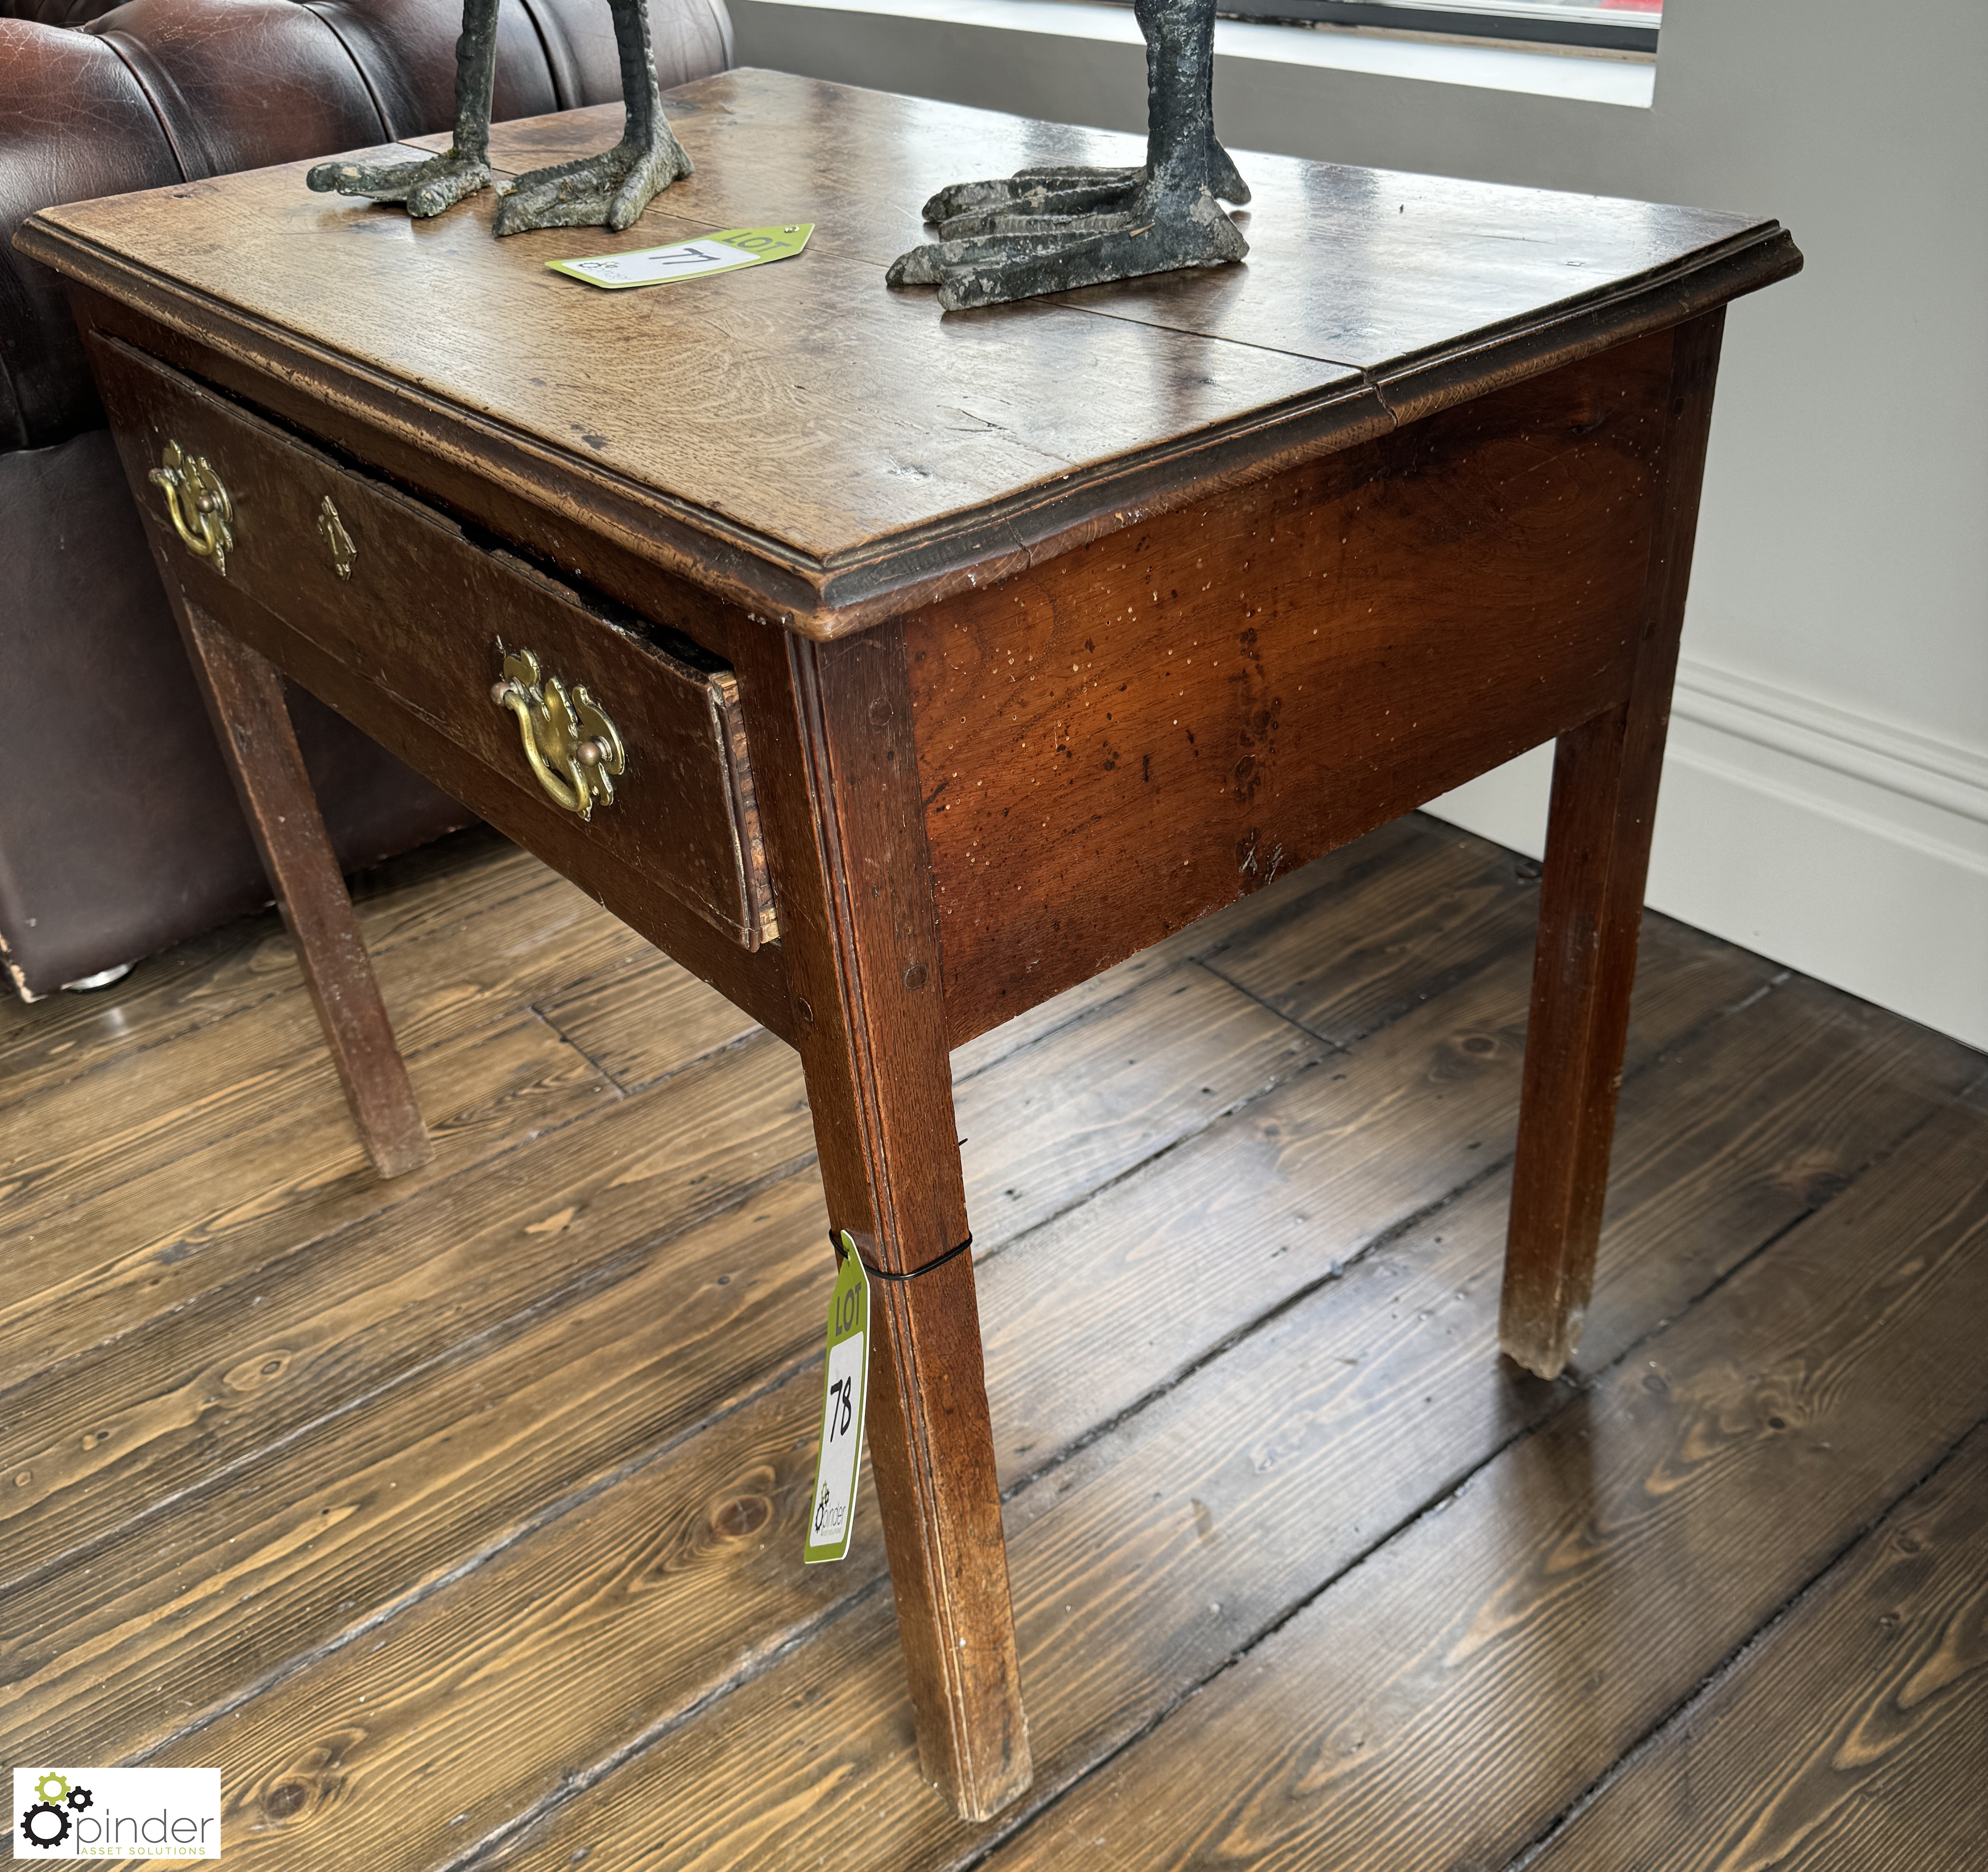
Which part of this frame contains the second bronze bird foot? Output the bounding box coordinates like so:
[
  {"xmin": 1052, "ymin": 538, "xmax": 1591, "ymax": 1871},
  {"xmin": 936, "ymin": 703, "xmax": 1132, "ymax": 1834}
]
[
  {"xmin": 491, "ymin": 126, "xmax": 694, "ymax": 236},
  {"xmin": 305, "ymin": 0, "xmax": 691, "ymax": 238},
  {"xmin": 889, "ymin": 0, "xmax": 1249, "ymax": 311},
  {"xmin": 887, "ymin": 177, "xmax": 1248, "ymax": 312}
]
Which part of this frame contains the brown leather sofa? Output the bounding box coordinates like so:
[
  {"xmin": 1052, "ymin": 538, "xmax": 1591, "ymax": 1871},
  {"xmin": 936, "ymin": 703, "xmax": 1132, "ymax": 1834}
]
[{"xmin": 0, "ymin": 0, "xmax": 731, "ymax": 997}]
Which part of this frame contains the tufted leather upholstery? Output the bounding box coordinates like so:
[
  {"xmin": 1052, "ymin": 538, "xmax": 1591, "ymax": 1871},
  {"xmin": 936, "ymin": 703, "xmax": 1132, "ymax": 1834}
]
[{"xmin": 0, "ymin": 0, "xmax": 733, "ymax": 996}]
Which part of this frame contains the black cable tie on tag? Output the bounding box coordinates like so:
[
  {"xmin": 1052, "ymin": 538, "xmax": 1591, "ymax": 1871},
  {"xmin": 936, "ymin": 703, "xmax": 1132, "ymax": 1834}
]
[{"xmin": 828, "ymin": 1230, "xmax": 974, "ymax": 1282}]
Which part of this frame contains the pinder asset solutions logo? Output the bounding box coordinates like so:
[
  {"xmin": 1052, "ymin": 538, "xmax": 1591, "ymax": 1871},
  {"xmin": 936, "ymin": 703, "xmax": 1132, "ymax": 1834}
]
[{"xmin": 12, "ymin": 1768, "xmax": 221, "ymax": 1860}]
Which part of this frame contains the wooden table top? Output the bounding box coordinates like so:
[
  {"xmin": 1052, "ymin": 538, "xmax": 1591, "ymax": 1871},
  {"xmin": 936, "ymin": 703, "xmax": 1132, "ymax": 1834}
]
[{"xmin": 19, "ymin": 68, "xmax": 1798, "ymax": 637}]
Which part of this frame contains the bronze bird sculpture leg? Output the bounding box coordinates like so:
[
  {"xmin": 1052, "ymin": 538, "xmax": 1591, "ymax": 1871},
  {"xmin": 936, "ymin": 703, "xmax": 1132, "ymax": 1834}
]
[
  {"xmin": 490, "ymin": 0, "xmax": 692, "ymax": 234},
  {"xmin": 307, "ymin": 0, "xmax": 691, "ymax": 235},
  {"xmin": 889, "ymin": 0, "xmax": 1248, "ymax": 311},
  {"xmin": 307, "ymin": 0, "xmax": 500, "ymax": 217}
]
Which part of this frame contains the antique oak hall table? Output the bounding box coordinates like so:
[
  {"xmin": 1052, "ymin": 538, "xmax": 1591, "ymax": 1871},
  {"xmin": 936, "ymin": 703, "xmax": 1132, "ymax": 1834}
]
[{"xmin": 19, "ymin": 68, "xmax": 1799, "ymax": 1823}]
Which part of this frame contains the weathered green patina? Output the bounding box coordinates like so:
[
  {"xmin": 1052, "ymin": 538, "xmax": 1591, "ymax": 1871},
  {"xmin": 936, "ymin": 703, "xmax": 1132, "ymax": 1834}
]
[
  {"xmin": 889, "ymin": 0, "xmax": 1249, "ymax": 310},
  {"xmin": 305, "ymin": 0, "xmax": 691, "ymax": 235}
]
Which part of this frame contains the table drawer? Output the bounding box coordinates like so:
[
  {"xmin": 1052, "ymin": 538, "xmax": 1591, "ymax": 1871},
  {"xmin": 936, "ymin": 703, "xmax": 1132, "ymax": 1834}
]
[{"xmin": 91, "ymin": 334, "xmax": 776, "ymax": 950}]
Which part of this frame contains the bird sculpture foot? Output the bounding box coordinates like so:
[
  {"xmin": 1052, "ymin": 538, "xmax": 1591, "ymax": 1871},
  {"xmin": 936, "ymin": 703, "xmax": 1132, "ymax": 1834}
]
[
  {"xmin": 491, "ymin": 127, "xmax": 694, "ymax": 237},
  {"xmin": 301, "ymin": 0, "xmax": 690, "ymax": 238},
  {"xmin": 888, "ymin": 175, "xmax": 1247, "ymax": 312},
  {"xmin": 921, "ymin": 142, "xmax": 1250, "ymax": 229},
  {"xmin": 307, "ymin": 149, "xmax": 492, "ymax": 219}
]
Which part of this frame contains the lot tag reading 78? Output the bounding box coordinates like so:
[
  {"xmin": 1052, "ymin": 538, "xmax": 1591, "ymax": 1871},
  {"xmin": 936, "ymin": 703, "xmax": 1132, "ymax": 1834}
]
[
  {"xmin": 804, "ymin": 1232, "xmax": 869, "ymax": 1564},
  {"xmin": 548, "ymin": 224, "xmax": 814, "ymax": 291}
]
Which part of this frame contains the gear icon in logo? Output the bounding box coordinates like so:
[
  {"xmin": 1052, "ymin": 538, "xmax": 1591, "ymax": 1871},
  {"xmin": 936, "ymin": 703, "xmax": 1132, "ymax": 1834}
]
[
  {"xmin": 32, "ymin": 1774, "xmax": 70, "ymax": 1805},
  {"xmin": 67, "ymin": 1785, "xmax": 94, "ymax": 1812},
  {"xmin": 20, "ymin": 1800, "xmax": 71, "ymax": 1849}
]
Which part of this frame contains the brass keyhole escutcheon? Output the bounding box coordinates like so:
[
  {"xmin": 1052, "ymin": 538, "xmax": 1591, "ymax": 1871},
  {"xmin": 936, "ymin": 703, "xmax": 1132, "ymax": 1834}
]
[
  {"xmin": 149, "ymin": 440, "xmax": 235, "ymax": 576},
  {"xmin": 317, "ymin": 496, "xmax": 357, "ymax": 579},
  {"xmin": 490, "ymin": 646, "xmax": 624, "ymax": 820}
]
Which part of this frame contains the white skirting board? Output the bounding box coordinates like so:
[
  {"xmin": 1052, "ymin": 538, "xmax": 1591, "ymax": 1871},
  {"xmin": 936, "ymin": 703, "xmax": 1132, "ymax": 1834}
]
[{"xmin": 1422, "ymin": 658, "xmax": 1988, "ymax": 1052}]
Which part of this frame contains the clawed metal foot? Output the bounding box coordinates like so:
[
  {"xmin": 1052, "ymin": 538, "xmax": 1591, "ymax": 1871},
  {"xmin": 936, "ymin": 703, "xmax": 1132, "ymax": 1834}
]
[
  {"xmin": 301, "ymin": 0, "xmax": 690, "ymax": 239},
  {"xmin": 889, "ymin": 0, "xmax": 1249, "ymax": 310},
  {"xmin": 307, "ymin": 149, "xmax": 491, "ymax": 219},
  {"xmin": 923, "ymin": 164, "xmax": 1147, "ymax": 228},
  {"xmin": 492, "ymin": 127, "xmax": 694, "ymax": 237},
  {"xmin": 922, "ymin": 146, "xmax": 1249, "ymax": 230},
  {"xmin": 888, "ymin": 181, "xmax": 1247, "ymax": 312}
]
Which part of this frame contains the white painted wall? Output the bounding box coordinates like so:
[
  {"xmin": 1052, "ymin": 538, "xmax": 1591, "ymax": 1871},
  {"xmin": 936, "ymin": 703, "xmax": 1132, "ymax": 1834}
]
[{"xmin": 731, "ymin": 0, "xmax": 1988, "ymax": 1047}]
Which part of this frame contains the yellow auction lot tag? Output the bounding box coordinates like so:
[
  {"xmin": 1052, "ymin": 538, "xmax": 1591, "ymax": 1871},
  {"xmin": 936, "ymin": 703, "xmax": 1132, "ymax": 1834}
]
[
  {"xmin": 548, "ymin": 223, "xmax": 814, "ymax": 290},
  {"xmin": 804, "ymin": 1232, "xmax": 869, "ymax": 1565}
]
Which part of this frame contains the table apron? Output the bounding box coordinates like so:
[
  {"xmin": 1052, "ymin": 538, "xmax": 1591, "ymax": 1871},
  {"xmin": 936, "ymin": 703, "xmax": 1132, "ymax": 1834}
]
[{"xmin": 913, "ymin": 327, "xmax": 1681, "ymax": 1046}]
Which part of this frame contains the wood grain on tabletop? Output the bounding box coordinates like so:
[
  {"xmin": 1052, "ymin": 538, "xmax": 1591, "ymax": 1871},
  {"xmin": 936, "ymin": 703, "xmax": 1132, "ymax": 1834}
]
[
  {"xmin": 57, "ymin": 856, "xmax": 1956, "ymax": 1872},
  {"xmin": 25, "ymin": 153, "xmax": 1358, "ymax": 564},
  {"xmin": 914, "ymin": 332, "xmax": 1672, "ymax": 1046},
  {"xmin": 464, "ymin": 73, "xmax": 1788, "ymax": 385},
  {"xmin": 436, "ymin": 81, "xmax": 1146, "ymax": 261},
  {"xmin": 1039, "ymin": 140, "xmax": 1791, "ymax": 416},
  {"xmin": 459, "ymin": 935, "xmax": 1978, "ymax": 1872},
  {"xmin": 21, "ymin": 69, "xmax": 1793, "ymax": 634},
  {"xmin": 1527, "ymin": 1421, "xmax": 1988, "ymax": 1872}
]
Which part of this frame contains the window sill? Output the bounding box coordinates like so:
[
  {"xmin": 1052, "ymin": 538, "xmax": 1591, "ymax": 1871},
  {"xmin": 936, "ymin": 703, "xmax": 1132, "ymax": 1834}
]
[{"xmin": 737, "ymin": 0, "xmax": 1657, "ymax": 109}]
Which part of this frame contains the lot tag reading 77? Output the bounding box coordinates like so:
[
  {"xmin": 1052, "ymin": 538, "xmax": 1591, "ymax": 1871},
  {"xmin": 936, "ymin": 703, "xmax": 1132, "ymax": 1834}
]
[
  {"xmin": 548, "ymin": 224, "xmax": 814, "ymax": 291},
  {"xmin": 804, "ymin": 1232, "xmax": 869, "ymax": 1564}
]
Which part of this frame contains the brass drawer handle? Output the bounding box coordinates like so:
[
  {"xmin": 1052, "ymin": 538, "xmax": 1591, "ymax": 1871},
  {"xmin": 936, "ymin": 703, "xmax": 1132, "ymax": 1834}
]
[
  {"xmin": 490, "ymin": 646, "xmax": 624, "ymax": 820},
  {"xmin": 149, "ymin": 440, "xmax": 235, "ymax": 575}
]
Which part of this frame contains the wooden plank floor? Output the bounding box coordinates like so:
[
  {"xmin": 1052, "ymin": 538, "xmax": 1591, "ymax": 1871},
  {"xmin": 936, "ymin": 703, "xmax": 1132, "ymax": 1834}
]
[{"xmin": 3, "ymin": 814, "xmax": 1983, "ymax": 1871}]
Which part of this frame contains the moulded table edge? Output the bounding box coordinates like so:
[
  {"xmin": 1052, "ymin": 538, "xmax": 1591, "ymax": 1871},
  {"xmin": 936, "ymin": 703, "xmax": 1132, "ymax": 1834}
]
[{"xmin": 16, "ymin": 211, "xmax": 1801, "ymax": 639}]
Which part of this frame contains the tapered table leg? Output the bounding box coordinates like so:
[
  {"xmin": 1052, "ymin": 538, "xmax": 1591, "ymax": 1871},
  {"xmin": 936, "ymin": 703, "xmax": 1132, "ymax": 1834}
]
[
  {"xmin": 1501, "ymin": 310, "xmax": 1726, "ymax": 1379},
  {"xmin": 736, "ymin": 617, "xmax": 1031, "ymax": 1821},
  {"xmin": 172, "ymin": 594, "xmax": 431, "ymax": 1179}
]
